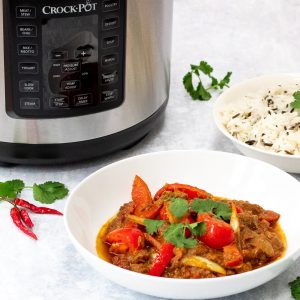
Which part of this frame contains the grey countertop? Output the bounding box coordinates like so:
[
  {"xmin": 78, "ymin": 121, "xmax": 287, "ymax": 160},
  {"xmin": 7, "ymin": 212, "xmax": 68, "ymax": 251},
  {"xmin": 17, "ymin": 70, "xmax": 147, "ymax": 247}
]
[{"xmin": 1, "ymin": 0, "xmax": 300, "ymax": 299}]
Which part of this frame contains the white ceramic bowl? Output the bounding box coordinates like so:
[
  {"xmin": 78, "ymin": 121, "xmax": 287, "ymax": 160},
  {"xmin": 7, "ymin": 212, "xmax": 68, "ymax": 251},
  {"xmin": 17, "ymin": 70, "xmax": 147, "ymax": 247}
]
[
  {"xmin": 65, "ymin": 150, "xmax": 300, "ymax": 299},
  {"xmin": 213, "ymin": 73, "xmax": 300, "ymax": 173}
]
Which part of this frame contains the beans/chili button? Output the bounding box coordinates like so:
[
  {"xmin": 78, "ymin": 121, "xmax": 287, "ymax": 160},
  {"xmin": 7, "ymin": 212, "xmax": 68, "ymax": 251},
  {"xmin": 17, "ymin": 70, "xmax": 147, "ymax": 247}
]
[{"xmin": 17, "ymin": 25, "xmax": 37, "ymax": 37}]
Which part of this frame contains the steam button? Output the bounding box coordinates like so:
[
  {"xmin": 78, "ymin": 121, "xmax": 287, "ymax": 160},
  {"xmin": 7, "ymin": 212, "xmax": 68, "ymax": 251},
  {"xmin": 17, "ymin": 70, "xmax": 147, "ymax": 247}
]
[
  {"xmin": 16, "ymin": 7, "xmax": 36, "ymax": 19},
  {"xmin": 20, "ymin": 98, "xmax": 40, "ymax": 110},
  {"xmin": 17, "ymin": 25, "xmax": 37, "ymax": 38}
]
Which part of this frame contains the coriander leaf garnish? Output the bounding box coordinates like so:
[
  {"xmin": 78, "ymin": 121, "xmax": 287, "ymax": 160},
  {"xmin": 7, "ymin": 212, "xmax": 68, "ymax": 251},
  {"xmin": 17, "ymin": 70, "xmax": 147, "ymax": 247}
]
[
  {"xmin": 289, "ymin": 277, "xmax": 300, "ymax": 300},
  {"xmin": 144, "ymin": 219, "xmax": 165, "ymax": 235},
  {"xmin": 183, "ymin": 60, "xmax": 232, "ymax": 101},
  {"xmin": 169, "ymin": 198, "xmax": 189, "ymax": 218},
  {"xmin": 0, "ymin": 180, "xmax": 25, "ymax": 198},
  {"xmin": 191, "ymin": 198, "xmax": 232, "ymax": 221},
  {"xmin": 164, "ymin": 224, "xmax": 197, "ymax": 248},
  {"xmin": 33, "ymin": 181, "xmax": 69, "ymax": 204},
  {"xmin": 291, "ymin": 91, "xmax": 300, "ymax": 109},
  {"xmin": 188, "ymin": 222, "xmax": 206, "ymax": 236}
]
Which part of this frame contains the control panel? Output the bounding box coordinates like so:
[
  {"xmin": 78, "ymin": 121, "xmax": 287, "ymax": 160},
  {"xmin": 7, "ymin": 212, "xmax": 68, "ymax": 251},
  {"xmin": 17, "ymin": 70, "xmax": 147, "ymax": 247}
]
[{"xmin": 3, "ymin": 0, "xmax": 126, "ymax": 118}]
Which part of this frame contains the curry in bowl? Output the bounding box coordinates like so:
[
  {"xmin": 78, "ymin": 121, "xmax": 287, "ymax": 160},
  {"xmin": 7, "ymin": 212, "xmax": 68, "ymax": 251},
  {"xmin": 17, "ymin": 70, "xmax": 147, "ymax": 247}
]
[{"xmin": 97, "ymin": 176, "xmax": 286, "ymax": 278}]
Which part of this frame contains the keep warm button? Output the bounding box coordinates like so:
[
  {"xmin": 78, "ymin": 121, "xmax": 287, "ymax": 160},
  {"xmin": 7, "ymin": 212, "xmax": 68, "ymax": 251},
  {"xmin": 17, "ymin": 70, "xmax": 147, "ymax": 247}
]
[
  {"xmin": 61, "ymin": 80, "xmax": 80, "ymax": 91},
  {"xmin": 74, "ymin": 94, "xmax": 93, "ymax": 106}
]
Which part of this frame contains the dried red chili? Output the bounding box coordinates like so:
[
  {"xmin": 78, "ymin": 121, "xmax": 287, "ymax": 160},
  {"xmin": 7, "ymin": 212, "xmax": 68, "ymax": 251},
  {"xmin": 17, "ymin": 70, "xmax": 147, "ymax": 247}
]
[
  {"xmin": 10, "ymin": 208, "xmax": 37, "ymax": 240},
  {"xmin": 15, "ymin": 198, "xmax": 63, "ymax": 215}
]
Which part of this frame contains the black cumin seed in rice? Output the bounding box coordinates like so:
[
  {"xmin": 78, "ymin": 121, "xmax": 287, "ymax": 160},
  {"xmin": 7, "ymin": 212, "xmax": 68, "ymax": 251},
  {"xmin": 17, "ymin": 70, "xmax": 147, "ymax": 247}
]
[
  {"xmin": 245, "ymin": 140, "xmax": 256, "ymax": 145},
  {"xmin": 284, "ymin": 90, "xmax": 288, "ymax": 93},
  {"xmin": 268, "ymin": 111, "xmax": 271, "ymax": 115},
  {"xmin": 263, "ymin": 142, "xmax": 273, "ymax": 147},
  {"xmin": 285, "ymin": 150, "xmax": 293, "ymax": 155},
  {"xmin": 291, "ymin": 108, "xmax": 295, "ymax": 113},
  {"xmin": 282, "ymin": 111, "xmax": 286, "ymax": 114},
  {"xmin": 284, "ymin": 126, "xmax": 287, "ymax": 130},
  {"xmin": 262, "ymin": 133, "xmax": 265, "ymax": 136},
  {"xmin": 232, "ymin": 113, "xmax": 240, "ymax": 119},
  {"xmin": 286, "ymin": 104, "xmax": 289, "ymax": 108}
]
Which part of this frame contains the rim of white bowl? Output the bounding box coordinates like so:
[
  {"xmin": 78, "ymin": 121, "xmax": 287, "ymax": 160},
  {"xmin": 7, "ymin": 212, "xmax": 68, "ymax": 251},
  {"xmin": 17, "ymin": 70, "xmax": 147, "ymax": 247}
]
[
  {"xmin": 213, "ymin": 73, "xmax": 300, "ymax": 160},
  {"xmin": 64, "ymin": 150, "xmax": 300, "ymax": 284}
]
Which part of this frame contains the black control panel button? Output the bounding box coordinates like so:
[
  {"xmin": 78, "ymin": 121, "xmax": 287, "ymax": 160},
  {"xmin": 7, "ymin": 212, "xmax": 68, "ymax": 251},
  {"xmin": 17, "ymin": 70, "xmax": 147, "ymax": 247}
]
[
  {"xmin": 17, "ymin": 25, "xmax": 37, "ymax": 38},
  {"xmin": 103, "ymin": 0, "xmax": 120, "ymax": 12},
  {"xmin": 17, "ymin": 44, "xmax": 38, "ymax": 56},
  {"xmin": 62, "ymin": 61, "xmax": 81, "ymax": 73},
  {"xmin": 102, "ymin": 36, "xmax": 119, "ymax": 49},
  {"xmin": 50, "ymin": 51, "xmax": 68, "ymax": 60},
  {"xmin": 19, "ymin": 80, "xmax": 39, "ymax": 93},
  {"xmin": 49, "ymin": 96, "xmax": 69, "ymax": 108},
  {"xmin": 16, "ymin": 7, "xmax": 36, "ymax": 19},
  {"xmin": 20, "ymin": 98, "xmax": 40, "ymax": 110},
  {"xmin": 101, "ymin": 71, "xmax": 118, "ymax": 85},
  {"xmin": 102, "ymin": 54, "xmax": 118, "ymax": 66},
  {"xmin": 102, "ymin": 17, "xmax": 119, "ymax": 30},
  {"xmin": 101, "ymin": 89, "xmax": 118, "ymax": 102},
  {"xmin": 74, "ymin": 94, "xmax": 93, "ymax": 106},
  {"xmin": 75, "ymin": 49, "xmax": 92, "ymax": 59},
  {"xmin": 61, "ymin": 80, "xmax": 80, "ymax": 91},
  {"xmin": 18, "ymin": 62, "xmax": 38, "ymax": 74}
]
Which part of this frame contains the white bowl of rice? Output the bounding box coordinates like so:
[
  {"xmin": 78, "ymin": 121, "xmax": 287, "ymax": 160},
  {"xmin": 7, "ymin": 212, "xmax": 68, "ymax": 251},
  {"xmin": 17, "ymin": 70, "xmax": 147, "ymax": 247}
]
[{"xmin": 213, "ymin": 73, "xmax": 300, "ymax": 173}]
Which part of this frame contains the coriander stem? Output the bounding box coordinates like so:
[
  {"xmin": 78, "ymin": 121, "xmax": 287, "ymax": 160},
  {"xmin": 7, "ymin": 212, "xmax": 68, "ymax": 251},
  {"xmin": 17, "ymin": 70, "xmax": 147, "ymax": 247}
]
[{"xmin": 24, "ymin": 186, "xmax": 33, "ymax": 189}]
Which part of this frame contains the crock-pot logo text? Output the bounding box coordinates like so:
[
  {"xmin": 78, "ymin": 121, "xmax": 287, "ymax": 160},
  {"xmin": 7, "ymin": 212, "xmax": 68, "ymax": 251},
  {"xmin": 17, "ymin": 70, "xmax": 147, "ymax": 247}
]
[{"xmin": 42, "ymin": 3, "xmax": 97, "ymax": 15}]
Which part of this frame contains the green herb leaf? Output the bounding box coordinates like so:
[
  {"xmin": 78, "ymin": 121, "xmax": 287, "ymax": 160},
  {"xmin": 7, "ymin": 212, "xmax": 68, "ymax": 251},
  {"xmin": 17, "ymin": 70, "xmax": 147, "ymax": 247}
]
[
  {"xmin": 191, "ymin": 198, "xmax": 232, "ymax": 221},
  {"xmin": 291, "ymin": 91, "xmax": 300, "ymax": 109},
  {"xmin": 164, "ymin": 224, "xmax": 197, "ymax": 248},
  {"xmin": 144, "ymin": 219, "xmax": 165, "ymax": 235},
  {"xmin": 33, "ymin": 181, "xmax": 69, "ymax": 204},
  {"xmin": 199, "ymin": 61, "xmax": 213, "ymax": 75},
  {"xmin": 169, "ymin": 198, "xmax": 189, "ymax": 218},
  {"xmin": 0, "ymin": 180, "xmax": 25, "ymax": 199},
  {"xmin": 183, "ymin": 60, "xmax": 232, "ymax": 101},
  {"xmin": 219, "ymin": 72, "xmax": 232, "ymax": 89},
  {"xmin": 289, "ymin": 277, "xmax": 300, "ymax": 300},
  {"xmin": 188, "ymin": 222, "xmax": 206, "ymax": 236}
]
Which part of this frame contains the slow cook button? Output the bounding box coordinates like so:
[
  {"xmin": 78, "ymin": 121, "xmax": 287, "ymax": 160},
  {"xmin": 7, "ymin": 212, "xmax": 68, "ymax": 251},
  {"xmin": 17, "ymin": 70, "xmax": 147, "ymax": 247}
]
[
  {"xmin": 61, "ymin": 80, "xmax": 80, "ymax": 91},
  {"xmin": 17, "ymin": 25, "xmax": 37, "ymax": 38},
  {"xmin": 102, "ymin": 0, "xmax": 120, "ymax": 12},
  {"xmin": 19, "ymin": 80, "xmax": 39, "ymax": 93},
  {"xmin": 20, "ymin": 98, "xmax": 40, "ymax": 110},
  {"xmin": 62, "ymin": 61, "xmax": 81, "ymax": 73},
  {"xmin": 17, "ymin": 44, "xmax": 38, "ymax": 56},
  {"xmin": 102, "ymin": 36, "xmax": 119, "ymax": 49},
  {"xmin": 16, "ymin": 6, "xmax": 36, "ymax": 19},
  {"xmin": 74, "ymin": 94, "xmax": 93, "ymax": 106},
  {"xmin": 101, "ymin": 89, "xmax": 118, "ymax": 102},
  {"xmin": 49, "ymin": 96, "xmax": 69, "ymax": 108},
  {"xmin": 102, "ymin": 16, "xmax": 120, "ymax": 30},
  {"xmin": 101, "ymin": 71, "xmax": 118, "ymax": 85},
  {"xmin": 18, "ymin": 62, "xmax": 38, "ymax": 74},
  {"xmin": 101, "ymin": 53, "xmax": 118, "ymax": 66}
]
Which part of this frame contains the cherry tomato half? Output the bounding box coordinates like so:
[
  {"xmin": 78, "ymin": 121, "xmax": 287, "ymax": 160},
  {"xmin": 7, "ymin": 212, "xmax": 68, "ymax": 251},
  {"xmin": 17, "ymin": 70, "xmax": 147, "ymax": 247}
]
[{"xmin": 197, "ymin": 213, "xmax": 234, "ymax": 249}]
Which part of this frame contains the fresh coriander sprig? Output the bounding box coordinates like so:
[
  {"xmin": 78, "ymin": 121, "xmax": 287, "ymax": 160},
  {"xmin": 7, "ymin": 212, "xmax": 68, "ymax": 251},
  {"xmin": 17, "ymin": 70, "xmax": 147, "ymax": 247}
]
[
  {"xmin": 183, "ymin": 60, "xmax": 232, "ymax": 101},
  {"xmin": 0, "ymin": 179, "xmax": 69, "ymax": 204},
  {"xmin": 291, "ymin": 91, "xmax": 300, "ymax": 109},
  {"xmin": 289, "ymin": 277, "xmax": 300, "ymax": 300}
]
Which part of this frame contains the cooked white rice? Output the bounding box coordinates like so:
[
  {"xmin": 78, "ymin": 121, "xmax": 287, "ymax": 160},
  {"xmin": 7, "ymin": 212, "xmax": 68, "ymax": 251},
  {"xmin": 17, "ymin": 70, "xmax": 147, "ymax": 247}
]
[{"xmin": 220, "ymin": 85, "xmax": 300, "ymax": 155}]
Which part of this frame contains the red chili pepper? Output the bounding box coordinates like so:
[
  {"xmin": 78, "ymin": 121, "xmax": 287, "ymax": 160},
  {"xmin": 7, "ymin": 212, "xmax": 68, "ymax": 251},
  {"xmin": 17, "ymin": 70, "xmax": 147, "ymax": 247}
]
[
  {"xmin": 10, "ymin": 208, "xmax": 37, "ymax": 240},
  {"xmin": 149, "ymin": 243, "xmax": 175, "ymax": 276},
  {"xmin": 15, "ymin": 198, "xmax": 63, "ymax": 215},
  {"xmin": 20, "ymin": 209, "xmax": 34, "ymax": 228},
  {"xmin": 154, "ymin": 183, "xmax": 211, "ymax": 201}
]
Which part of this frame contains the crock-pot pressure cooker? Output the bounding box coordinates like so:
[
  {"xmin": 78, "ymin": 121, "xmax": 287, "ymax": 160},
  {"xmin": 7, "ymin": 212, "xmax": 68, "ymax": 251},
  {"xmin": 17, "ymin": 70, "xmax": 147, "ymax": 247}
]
[{"xmin": 0, "ymin": 0, "xmax": 173, "ymax": 164}]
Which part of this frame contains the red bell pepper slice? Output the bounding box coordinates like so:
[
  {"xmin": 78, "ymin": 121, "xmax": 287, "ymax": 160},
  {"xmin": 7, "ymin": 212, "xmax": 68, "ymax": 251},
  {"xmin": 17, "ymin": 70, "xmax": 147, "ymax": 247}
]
[
  {"xmin": 149, "ymin": 243, "xmax": 175, "ymax": 276},
  {"xmin": 197, "ymin": 213, "xmax": 234, "ymax": 249},
  {"xmin": 259, "ymin": 210, "xmax": 280, "ymax": 223},
  {"xmin": 105, "ymin": 228, "xmax": 145, "ymax": 252},
  {"xmin": 223, "ymin": 244, "xmax": 243, "ymax": 267},
  {"xmin": 154, "ymin": 183, "xmax": 211, "ymax": 201}
]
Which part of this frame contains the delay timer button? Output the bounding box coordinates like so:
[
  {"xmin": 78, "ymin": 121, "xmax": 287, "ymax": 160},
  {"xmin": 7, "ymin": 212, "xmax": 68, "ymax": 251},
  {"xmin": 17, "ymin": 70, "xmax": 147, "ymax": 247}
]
[{"xmin": 16, "ymin": 7, "xmax": 36, "ymax": 19}]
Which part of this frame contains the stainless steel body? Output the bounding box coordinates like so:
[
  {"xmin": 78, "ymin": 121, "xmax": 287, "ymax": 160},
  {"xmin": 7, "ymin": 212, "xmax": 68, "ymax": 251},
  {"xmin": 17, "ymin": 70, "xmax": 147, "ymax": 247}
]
[{"xmin": 0, "ymin": 0, "xmax": 173, "ymax": 144}]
